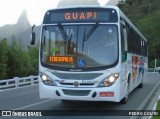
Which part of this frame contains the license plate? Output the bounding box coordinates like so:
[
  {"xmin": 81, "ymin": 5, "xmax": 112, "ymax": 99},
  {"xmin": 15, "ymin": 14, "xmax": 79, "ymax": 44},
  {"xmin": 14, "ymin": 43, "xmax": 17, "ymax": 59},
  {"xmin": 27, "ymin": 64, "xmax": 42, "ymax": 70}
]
[{"xmin": 100, "ymin": 92, "xmax": 114, "ymax": 97}]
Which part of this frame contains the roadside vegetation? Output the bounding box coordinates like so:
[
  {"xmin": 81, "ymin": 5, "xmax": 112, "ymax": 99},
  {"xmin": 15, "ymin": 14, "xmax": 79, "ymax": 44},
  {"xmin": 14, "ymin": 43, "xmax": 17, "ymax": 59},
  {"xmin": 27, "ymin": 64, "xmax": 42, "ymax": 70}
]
[
  {"xmin": 152, "ymin": 100, "xmax": 160, "ymax": 119},
  {"xmin": 0, "ymin": 38, "xmax": 38, "ymax": 79}
]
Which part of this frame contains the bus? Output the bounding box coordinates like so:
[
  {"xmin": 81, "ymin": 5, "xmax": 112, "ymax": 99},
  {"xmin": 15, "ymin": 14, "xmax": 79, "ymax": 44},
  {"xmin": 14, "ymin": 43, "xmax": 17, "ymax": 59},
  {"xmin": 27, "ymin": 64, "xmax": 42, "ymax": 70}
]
[{"xmin": 31, "ymin": 6, "xmax": 148, "ymax": 104}]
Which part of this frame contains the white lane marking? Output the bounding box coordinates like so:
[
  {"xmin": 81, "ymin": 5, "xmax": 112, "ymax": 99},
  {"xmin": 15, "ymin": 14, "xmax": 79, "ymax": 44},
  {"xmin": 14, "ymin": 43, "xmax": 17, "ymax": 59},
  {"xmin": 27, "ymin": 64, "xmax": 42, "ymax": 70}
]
[{"xmin": 14, "ymin": 99, "xmax": 54, "ymax": 110}]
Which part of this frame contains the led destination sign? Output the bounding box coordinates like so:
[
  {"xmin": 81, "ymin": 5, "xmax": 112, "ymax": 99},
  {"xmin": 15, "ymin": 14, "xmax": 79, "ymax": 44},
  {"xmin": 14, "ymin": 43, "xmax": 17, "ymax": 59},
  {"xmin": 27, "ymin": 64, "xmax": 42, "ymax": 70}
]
[
  {"xmin": 43, "ymin": 8, "xmax": 118, "ymax": 23},
  {"xmin": 65, "ymin": 12, "xmax": 97, "ymax": 20},
  {"xmin": 48, "ymin": 56, "xmax": 74, "ymax": 63}
]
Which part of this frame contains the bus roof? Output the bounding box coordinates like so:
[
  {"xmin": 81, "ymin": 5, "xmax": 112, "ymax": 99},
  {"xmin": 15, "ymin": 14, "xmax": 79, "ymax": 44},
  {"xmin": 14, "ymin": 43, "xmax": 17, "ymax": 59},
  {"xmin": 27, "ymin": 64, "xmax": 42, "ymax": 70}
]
[{"xmin": 46, "ymin": 5, "xmax": 119, "ymax": 12}]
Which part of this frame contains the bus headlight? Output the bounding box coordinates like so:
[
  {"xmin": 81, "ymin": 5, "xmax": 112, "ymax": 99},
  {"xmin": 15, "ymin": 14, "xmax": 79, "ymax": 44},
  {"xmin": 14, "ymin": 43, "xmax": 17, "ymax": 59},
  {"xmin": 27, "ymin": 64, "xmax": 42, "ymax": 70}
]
[
  {"xmin": 98, "ymin": 73, "xmax": 119, "ymax": 87},
  {"xmin": 40, "ymin": 73, "xmax": 57, "ymax": 86}
]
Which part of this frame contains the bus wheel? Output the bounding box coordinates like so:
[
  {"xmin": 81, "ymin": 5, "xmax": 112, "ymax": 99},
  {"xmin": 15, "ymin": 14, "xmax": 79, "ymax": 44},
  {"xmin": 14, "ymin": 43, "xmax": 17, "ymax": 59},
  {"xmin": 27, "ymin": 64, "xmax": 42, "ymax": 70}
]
[
  {"xmin": 138, "ymin": 74, "xmax": 143, "ymax": 88},
  {"xmin": 120, "ymin": 81, "xmax": 130, "ymax": 104},
  {"xmin": 138, "ymin": 82, "xmax": 143, "ymax": 88}
]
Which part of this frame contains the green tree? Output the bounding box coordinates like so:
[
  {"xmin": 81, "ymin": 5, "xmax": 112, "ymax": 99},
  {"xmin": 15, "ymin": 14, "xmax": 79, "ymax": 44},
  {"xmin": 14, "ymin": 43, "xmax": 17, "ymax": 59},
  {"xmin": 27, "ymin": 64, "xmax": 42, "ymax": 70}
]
[
  {"xmin": 6, "ymin": 39, "xmax": 39, "ymax": 78},
  {"xmin": 0, "ymin": 39, "xmax": 8, "ymax": 79},
  {"xmin": 7, "ymin": 39, "xmax": 31, "ymax": 78},
  {"xmin": 27, "ymin": 46, "xmax": 39, "ymax": 75}
]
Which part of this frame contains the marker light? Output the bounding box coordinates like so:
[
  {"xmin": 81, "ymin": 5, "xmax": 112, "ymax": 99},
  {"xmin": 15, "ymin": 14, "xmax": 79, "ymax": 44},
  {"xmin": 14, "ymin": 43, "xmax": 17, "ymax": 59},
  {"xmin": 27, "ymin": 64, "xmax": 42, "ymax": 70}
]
[
  {"xmin": 98, "ymin": 73, "xmax": 119, "ymax": 87},
  {"xmin": 40, "ymin": 74, "xmax": 57, "ymax": 86}
]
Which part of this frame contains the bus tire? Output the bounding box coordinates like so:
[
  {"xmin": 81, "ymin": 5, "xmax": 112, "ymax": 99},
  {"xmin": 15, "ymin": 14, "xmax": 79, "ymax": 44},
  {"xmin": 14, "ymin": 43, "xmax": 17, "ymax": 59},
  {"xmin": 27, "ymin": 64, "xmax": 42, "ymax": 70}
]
[
  {"xmin": 61, "ymin": 100, "xmax": 71, "ymax": 103},
  {"xmin": 120, "ymin": 76, "xmax": 130, "ymax": 104},
  {"xmin": 138, "ymin": 82, "xmax": 143, "ymax": 88},
  {"xmin": 120, "ymin": 96, "xmax": 127, "ymax": 104},
  {"xmin": 138, "ymin": 74, "xmax": 143, "ymax": 88}
]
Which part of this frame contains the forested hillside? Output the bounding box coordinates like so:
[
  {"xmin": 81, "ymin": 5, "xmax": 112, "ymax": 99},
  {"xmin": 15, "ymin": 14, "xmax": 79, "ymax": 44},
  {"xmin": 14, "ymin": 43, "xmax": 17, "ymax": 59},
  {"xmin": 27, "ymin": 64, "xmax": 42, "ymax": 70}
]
[{"xmin": 118, "ymin": 0, "xmax": 160, "ymax": 67}]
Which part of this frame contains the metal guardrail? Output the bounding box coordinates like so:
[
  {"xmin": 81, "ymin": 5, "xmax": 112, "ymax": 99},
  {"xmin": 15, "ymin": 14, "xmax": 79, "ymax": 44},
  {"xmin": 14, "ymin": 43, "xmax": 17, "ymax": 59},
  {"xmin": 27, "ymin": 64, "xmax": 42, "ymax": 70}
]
[{"xmin": 0, "ymin": 76, "xmax": 38, "ymax": 90}]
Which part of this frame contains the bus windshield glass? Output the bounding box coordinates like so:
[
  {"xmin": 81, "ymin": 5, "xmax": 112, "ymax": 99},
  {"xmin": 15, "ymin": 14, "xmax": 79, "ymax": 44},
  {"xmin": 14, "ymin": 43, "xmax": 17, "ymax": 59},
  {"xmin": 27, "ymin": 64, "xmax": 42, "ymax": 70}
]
[{"xmin": 41, "ymin": 24, "xmax": 118, "ymax": 70}]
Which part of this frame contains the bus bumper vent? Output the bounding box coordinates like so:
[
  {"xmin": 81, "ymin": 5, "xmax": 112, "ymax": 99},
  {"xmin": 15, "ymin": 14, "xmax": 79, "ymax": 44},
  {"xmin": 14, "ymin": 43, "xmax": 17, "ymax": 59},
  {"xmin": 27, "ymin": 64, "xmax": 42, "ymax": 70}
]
[
  {"xmin": 92, "ymin": 92, "xmax": 97, "ymax": 98},
  {"xmin": 62, "ymin": 89, "xmax": 90, "ymax": 96}
]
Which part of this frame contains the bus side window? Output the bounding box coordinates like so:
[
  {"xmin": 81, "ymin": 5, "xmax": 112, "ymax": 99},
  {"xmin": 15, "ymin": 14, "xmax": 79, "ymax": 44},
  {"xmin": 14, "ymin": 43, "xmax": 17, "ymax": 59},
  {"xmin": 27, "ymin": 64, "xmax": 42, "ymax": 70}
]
[{"xmin": 121, "ymin": 23, "xmax": 127, "ymax": 62}]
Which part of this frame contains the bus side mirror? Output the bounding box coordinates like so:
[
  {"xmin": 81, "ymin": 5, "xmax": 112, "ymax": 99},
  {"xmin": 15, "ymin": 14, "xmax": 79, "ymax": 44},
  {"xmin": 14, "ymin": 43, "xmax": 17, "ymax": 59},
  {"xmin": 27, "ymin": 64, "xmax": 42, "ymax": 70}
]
[
  {"xmin": 31, "ymin": 32, "xmax": 36, "ymax": 45},
  {"xmin": 31, "ymin": 24, "xmax": 36, "ymax": 45}
]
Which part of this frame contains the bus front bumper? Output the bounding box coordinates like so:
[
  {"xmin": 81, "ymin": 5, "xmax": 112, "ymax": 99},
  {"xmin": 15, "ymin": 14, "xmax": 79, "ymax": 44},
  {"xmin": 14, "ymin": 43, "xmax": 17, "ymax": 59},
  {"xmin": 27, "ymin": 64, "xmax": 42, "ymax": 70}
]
[{"xmin": 39, "ymin": 82, "xmax": 121, "ymax": 102}]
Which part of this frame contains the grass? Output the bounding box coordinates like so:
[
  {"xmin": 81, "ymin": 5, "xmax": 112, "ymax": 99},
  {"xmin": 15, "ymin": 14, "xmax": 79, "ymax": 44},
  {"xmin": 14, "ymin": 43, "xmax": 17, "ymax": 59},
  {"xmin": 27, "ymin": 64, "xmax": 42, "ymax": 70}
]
[{"xmin": 152, "ymin": 100, "xmax": 160, "ymax": 119}]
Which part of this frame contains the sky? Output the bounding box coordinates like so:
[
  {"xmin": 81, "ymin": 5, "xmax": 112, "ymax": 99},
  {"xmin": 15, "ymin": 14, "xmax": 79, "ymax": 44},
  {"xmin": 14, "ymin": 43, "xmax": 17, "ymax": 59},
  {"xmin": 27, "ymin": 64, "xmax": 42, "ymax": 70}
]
[{"xmin": 0, "ymin": 0, "xmax": 109, "ymax": 27}]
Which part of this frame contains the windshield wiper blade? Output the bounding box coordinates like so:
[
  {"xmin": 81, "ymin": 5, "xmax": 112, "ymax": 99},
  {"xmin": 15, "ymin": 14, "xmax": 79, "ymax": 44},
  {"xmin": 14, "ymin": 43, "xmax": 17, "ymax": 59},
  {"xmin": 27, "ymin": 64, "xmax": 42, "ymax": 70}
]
[
  {"xmin": 82, "ymin": 28, "xmax": 86, "ymax": 52},
  {"xmin": 57, "ymin": 23, "xmax": 72, "ymax": 54},
  {"xmin": 68, "ymin": 33, "xmax": 72, "ymax": 53},
  {"xmin": 82, "ymin": 22, "xmax": 99, "ymax": 52},
  {"xmin": 58, "ymin": 23, "xmax": 68, "ymax": 45},
  {"xmin": 84, "ymin": 22, "xmax": 99, "ymax": 41}
]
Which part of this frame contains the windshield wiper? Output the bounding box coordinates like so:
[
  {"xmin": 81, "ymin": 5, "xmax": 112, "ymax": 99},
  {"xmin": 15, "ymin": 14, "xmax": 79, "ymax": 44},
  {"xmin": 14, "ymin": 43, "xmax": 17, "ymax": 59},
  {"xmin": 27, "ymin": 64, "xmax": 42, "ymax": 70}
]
[
  {"xmin": 57, "ymin": 23, "xmax": 72, "ymax": 54},
  {"xmin": 82, "ymin": 22, "xmax": 99, "ymax": 52},
  {"xmin": 68, "ymin": 33, "xmax": 72, "ymax": 54}
]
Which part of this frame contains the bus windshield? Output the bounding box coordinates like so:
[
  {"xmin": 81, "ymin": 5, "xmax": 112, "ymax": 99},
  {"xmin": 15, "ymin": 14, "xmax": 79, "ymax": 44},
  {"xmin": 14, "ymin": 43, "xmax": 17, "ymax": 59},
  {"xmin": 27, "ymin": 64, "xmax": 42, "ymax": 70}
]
[{"xmin": 41, "ymin": 24, "xmax": 118, "ymax": 70}]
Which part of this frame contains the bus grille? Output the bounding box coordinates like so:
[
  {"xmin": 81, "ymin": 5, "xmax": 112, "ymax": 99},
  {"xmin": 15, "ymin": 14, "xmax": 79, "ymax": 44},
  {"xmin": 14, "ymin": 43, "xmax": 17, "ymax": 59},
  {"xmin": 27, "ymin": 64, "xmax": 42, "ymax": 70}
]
[
  {"xmin": 62, "ymin": 89, "xmax": 90, "ymax": 96},
  {"xmin": 60, "ymin": 82, "xmax": 94, "ymax": 86},
  {"xmin": 52, "ymin": 72, "xmax": 102, "ymax": 80}
]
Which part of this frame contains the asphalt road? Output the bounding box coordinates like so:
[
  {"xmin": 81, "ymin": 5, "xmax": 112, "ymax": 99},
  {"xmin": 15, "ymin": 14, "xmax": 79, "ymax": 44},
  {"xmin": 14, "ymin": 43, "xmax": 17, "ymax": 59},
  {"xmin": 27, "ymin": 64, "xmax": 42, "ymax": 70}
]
[{"xmin": 0, "ymin": 72, "xmax": 160, "ymax": 119}]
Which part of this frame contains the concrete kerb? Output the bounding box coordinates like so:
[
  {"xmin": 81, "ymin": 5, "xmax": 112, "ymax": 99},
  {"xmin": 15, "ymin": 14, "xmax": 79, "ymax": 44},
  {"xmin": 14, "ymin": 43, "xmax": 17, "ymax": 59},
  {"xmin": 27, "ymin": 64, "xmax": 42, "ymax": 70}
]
[{"xmin": 130, "ymin": 80, "xmax": 160, "ymax": 119}]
